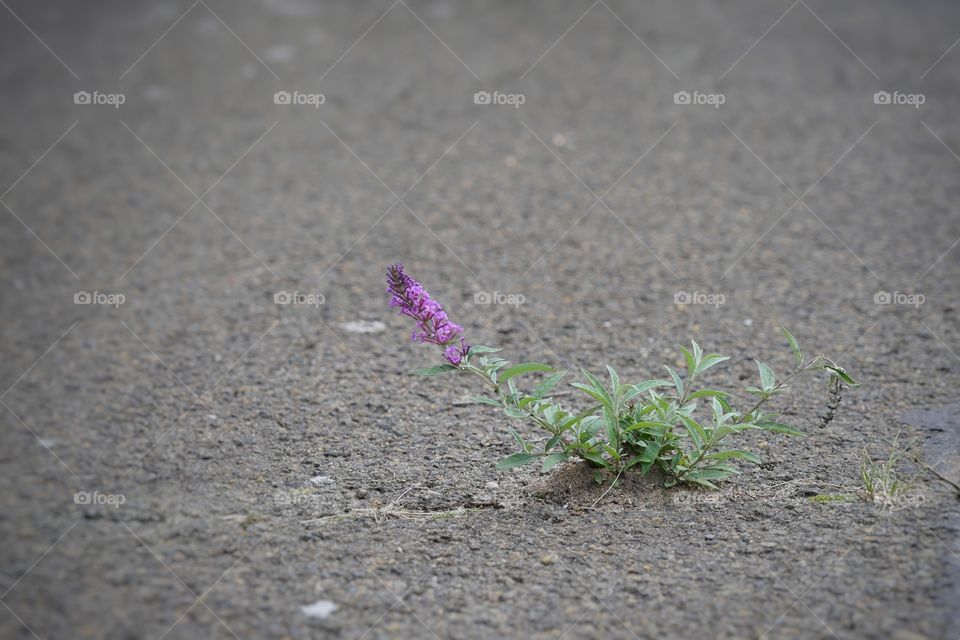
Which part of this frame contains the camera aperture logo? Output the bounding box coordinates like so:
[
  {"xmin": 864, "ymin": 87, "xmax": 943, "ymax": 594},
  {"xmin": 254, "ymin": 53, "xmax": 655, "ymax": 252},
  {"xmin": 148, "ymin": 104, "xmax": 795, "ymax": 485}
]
[
  {"xmin": 74, "ymin": 290, "xmax": 125, "ymax": 308},
  {"xmin": 674, "ymin": 90, "xmax": 725, "ymax": 108},
  {"xmin": 474, "ymin": 291, "xmax": 526, "ymax": 307},
  {"xmin": 874, "ymin": 290, "xmax": 924, "ymax": 308},
  {"xmin": 674, "ymin": 290, "xmax": 725, "ymax": 308},
  {"xmin": 73, "ymin": 90, "xmax": 125, "ymax": 108},
  {"xmin": 274, "ymin": 290, "xmax": 325, "ymax": 307},
  {"xmin": 473, "ymin": 90, "xmax": 525, "ymax": 108},
  {"xmin": 873, "ymin": 90, "xmax": 924, "ymax": 108},
  {"xmin": 74, "ymin": 491, "xmax": 125, "ymax": 508},
  {"xmin": 274, "ymin": 90, "xmax": 325, "ymax": 108}
]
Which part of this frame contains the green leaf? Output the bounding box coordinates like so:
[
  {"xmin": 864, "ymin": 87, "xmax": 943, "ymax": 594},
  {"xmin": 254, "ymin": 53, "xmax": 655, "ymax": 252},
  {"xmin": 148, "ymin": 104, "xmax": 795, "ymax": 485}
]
[
  {"xmin": 752, "ymin": 420, "xmax": 805, "ymax": 437},
  {"xmin": 496, "ymin": 453, "xmax": 538, "ymax": 470},
  {"xmin": 665, "ymin": 366, "xmax": 684, "ymax": 398},
  {"xmin": 781, "ymin": 326, "xmax": 803, "ymax": 366},
  {"xmin": 507, "ymin": 427, "xmax": 525, "ymax": 448},
  {"xmin": 696, "ymin": 354, "xmax": 730, "ymax": 377},
  {"xmin": 679, "ymin": 415, "xmax": 706, "ymax": 451},
  {"xmin": 602, "ymin": 406, "xmax": 619, "ymax": 450},
  {"xmin": 571, "ymin": 383, "xmax": 611, "ymax": 408},
  {"xmin": 623, "ymin": 421, "xmax": 675, "ymax": 436},
  {"xmin": 580, "ymin": 370, "xmax": 613, "ymax": 407},
  {"xmin": 680, "ymin": 345, "xmax": 697, "ymax": 376},
  {"xmin": 559, "ymin": 406, "xmax": 601, "ymax": 431},
  {"xmin": 822, "ymin": 365, "xmax": 858, "ymax": 387},
  {"xmin": 623, "ymin": 380, "xmax": 673, "ymax": 403},
  {"xmin": 533, "ymin": 371, "xmax": 567, "ymax": 398},
  {"xmin": 412, "ymin": 364, "xmax": 459, "ymax": 376},
  {"xmin": 757, "ymin": 361, "xmax": 776, "ymax": 391},
  {"xmin": 581, "ymin": 451, "xmax": 610, "ymax": 468},
  {"xmin": 468, "ymin": 345, "xmax": 502, "ymax": 354},
  {"xmin": 500, "ymin": 362, "xmax": 554, "ymax": 383},
  {"xmin": 683, "ymin": 476, "xmax": 720, "ymax": 489},
  {"xmin": 470, "ymin": 396, "xmax": 502, "ymax": 407},
  {"xmin": 687, "ymin": 389, "xmax": 731, "ymax": 401},
  {"xmin": 640, "ymin": 441, "xmax": 663, "ymax": 463},
  {"xmin": 545, "ymin": 435, "xmax": 563, "ymax": 451},
  {"xmin": 687, "ymin": 467, "xmax": 736, "ymax": 481},
  {"xmin": 704, "ymin": 449, "xmax": 762, "ymax": 464},
  {"xmin": 605, "ymin": 365, "xmax": 620, "ymax": 395},
  {"xmin": 542, "ymin": 452, "xmax": 569, "ymax": 471},
  {"xmin": 580, "ymin": 416, "xmax": 603, "ymax": 439},
  {"xmin": 517, "ymin": 396, "xmax": 538, "ymax": 408}
]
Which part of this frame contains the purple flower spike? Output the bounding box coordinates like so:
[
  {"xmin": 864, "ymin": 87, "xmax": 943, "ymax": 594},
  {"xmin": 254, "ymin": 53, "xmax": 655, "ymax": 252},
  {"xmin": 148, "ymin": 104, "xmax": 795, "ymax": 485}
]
[{"xmin": 386, "ymin": 264, "xmax": 468, "ymax": 365}]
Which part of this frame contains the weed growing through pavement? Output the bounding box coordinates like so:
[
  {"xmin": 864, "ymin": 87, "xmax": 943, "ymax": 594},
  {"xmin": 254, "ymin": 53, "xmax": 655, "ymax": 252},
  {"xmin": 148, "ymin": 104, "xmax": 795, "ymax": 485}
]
[
  {"xmin": 860, "ymin": 434, "xmax": 923, "ymax": 509},
  {"xmin": 386, "ymin": 264, "xmax": 859, "ymax": 489}
]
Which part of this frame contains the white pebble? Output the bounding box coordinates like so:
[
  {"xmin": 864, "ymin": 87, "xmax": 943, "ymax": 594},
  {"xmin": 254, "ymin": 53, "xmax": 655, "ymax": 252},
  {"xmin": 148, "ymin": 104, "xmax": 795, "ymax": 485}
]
[
  {"xmin": 301, "ymin": 600, "xmax": 336, "ymax": 619},
  {"xmin": 341, "ymin": 320, "xmax": 386, "ymax": 334}
]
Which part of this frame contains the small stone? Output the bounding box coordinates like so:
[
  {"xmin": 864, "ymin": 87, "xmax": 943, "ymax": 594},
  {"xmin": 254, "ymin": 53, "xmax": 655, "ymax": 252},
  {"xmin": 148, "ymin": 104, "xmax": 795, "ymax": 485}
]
[
  {"xmin": 355, "ymin": 488, "xmax": 368, "ymax": 499},
  {"xmin": 309, "ymin": 476, "xmax": 334, "ymax": 486},
  {"xmin": 301, "ymin": 600, "xmax": 336, "ymax": 619},
  {"xmin": 540, "ymin": 554, "xmax": 557, "ymax": 565},
  {"xmin": 341, "ymin": 320, "xmax": 386, "ymax": 334},
  {"xmin": 704, "ymin": 533, "xmax": 715, "ymax": 541},
  {"xmin": 484, "ymin": 481, "xmax": 499, "ymax": 491}
]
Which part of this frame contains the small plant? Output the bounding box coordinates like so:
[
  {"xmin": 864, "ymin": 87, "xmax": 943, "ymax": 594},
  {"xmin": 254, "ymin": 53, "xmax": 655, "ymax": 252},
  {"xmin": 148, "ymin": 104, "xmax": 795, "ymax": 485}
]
[
  {"xmin": 861, "ymin": 434, "xmax": 922, "ymax": 508},
  {"xmin": 386, "ymin": 264, "xmax": 858, "ymax": 489}
]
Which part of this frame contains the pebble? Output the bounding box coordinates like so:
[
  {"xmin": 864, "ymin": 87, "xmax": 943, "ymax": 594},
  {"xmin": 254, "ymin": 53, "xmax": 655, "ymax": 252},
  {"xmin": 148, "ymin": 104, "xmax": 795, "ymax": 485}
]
[
  {"xmin": 540, "ymin": 554, "xmax": 557, "ymax": 565},
  {"xmin": 301, "ymin": 600, "xmax": 336, "ymax": 619},
  {"xmin": 309, "ymin": 476, "xmax": 334, "ymax": 486},
  {"xmin": 341, "ymin": 320, "xmax": 386, "ymax": 334},
  {"xmin": 485, "ymin": 481, "xmax": 499, "ymax": 491}
]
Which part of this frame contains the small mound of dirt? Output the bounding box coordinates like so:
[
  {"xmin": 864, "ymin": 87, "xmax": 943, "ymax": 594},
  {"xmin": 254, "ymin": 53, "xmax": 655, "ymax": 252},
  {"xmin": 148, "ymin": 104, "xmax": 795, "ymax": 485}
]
[{"xmin": 530, "ymin": 462, "xmax": 676, "ymax": 509}]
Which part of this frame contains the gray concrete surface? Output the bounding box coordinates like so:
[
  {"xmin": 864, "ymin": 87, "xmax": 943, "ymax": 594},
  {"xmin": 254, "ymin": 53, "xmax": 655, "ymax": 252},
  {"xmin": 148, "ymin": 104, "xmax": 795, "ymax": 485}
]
[{"xmin": 1, "ymin": 1, "xmax": 960, "ymax": 638}]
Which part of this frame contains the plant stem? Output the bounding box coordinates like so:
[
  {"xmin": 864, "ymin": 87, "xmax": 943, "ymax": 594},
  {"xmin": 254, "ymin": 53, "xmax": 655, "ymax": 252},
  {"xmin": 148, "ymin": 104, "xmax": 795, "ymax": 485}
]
[{"xmin": 591, "ymin": 466, "xmax": 623, "ymax": 508}]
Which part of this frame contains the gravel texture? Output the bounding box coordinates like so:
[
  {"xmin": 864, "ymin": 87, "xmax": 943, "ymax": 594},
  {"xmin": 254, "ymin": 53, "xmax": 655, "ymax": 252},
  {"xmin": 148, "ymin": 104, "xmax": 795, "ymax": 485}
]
[{"xmin": 1, "ymin": 1, "xmax": 959, "ymax": 638}]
